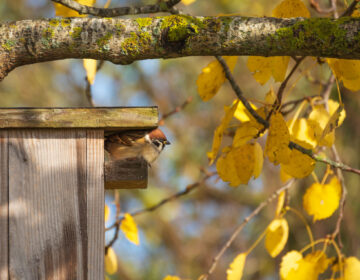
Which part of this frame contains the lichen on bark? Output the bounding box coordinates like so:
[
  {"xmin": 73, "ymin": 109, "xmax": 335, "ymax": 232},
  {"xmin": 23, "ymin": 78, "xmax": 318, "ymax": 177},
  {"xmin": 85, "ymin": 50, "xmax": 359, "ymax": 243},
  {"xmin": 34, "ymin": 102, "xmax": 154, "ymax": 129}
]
[{"xmin": 0, "ymin": 16, "xmax": 360, "ymax": 81}]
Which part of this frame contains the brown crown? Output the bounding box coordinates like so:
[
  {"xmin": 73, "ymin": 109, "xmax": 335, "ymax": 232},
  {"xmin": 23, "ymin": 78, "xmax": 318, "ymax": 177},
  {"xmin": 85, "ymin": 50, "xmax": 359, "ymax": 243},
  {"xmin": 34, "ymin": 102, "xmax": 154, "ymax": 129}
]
[{"xmin": 148, "ymin": 128, "xmax": 168, "ymax": 141}]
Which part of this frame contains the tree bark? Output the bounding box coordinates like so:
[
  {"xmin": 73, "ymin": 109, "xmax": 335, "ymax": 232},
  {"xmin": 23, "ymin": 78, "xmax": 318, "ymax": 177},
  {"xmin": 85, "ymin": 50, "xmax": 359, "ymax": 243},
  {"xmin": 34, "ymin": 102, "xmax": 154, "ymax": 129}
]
[{"xmin": 1, "ymin": 15, "xmax": 360, "ymax": 80}]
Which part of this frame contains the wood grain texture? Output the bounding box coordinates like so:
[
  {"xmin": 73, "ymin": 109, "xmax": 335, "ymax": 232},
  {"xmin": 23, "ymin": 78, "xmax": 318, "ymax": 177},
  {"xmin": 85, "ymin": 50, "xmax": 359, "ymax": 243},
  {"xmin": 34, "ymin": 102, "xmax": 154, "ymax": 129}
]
[
  {"xmin": 105, "ymin": 158, "xmax": 147, "ymax": 189},
  {"xmin": 0, "ymin": 130, "xmax": 8, "ymax": 280},
  {"xmin": 86, "ymin": 130, "xmax": 104, "ymax": 279},
  {"xmin": 0, "ymin": 107, "xmax": 158, "ymax": 130},
  {"xmin": 8, "ymin": 129, "xmax": 104, "ymax": 280}
]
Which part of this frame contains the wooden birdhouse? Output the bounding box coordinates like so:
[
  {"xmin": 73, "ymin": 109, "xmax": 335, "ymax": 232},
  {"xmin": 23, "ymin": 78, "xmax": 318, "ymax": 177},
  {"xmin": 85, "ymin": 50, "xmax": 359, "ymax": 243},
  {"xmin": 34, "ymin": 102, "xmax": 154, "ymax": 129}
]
[{"xmin": 0, "ymin": 107, "xmax": 158, "ymax": 279}]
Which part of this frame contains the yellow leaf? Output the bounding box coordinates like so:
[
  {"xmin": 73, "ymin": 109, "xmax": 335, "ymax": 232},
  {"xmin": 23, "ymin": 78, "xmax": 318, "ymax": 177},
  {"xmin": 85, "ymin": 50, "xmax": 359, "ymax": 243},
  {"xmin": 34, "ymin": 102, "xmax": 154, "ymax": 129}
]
[
  {"xmin": 216, "ymin": 143, "xmax": 257, "ymax": 186},
  {"xmin": 120, "ymin": 213, "xmax": 140, "ymax": 245},
  {"xmin": 105, "ymin": 247, "xmax": 118, "ymax": 275},
  {"xmin": 182, "ymin": 0, "xmax": 196, "ymax": 5},
  {"xmin": 280, "ymin": 250, "xmax": 331, "ymax": 280},
  {"xmin": 265, "ymin": 218, "xmax": 289, "ymax": 258},
  {"xmin": 280, "ymin": 141, "xmax": 315, "ymax": 178},
  {"xmin": 247, "ymin": 0, "xmax": 309, "ymax": 86},
  {"xmin": 105, "ymin": 204, "xmax": 110, "ymax": 222},
  {"xmin": 265, "ymin": 112, "xmax": 291, "ymax": 164},
  {"xmin": 197, "ymin": 57, "xmax": 238, "ymax": 101},
  {"xmin": 232, "ymin": 122, "xmax": 259, "ymax": 147},
  {"xmin": 265, "ymin": 88, "xmax": 277, "ymax": 105},
  {"xmin": 280, "ymin": 166, "xmax": 293, "ymax": 182},
  {"xmin": 54, "ymin": 0, "xmax": 96, "ymax": 17},
  {"xmin": 163, "ymin": 276, "xmax": 181, "ymax": 280},
  {"xmin": 308, "ymin": 105, "xmax": 335, "ymax": 147},
  {"xmin": 303, "ymin": 177, "xmax": 341, "ymax": 221},
  {"xmin": 272, "ymin": 0, "xmax": 311, "ymax": 18},
  {"xmin": 247, "ymin": 56, "xmax": 290, "ymax": 85},
  {"xmin": 322, "ymin": 104, "xmax": 344, "ymax": 140},
  {"xmin": 234, "ymin": 101, "xmax": 257, "ymax": 122},
  {"xmin": 288, "ymin": 118, "xmax": 317, "ymax": 149},
  {"xmin": 280, "ymin": 251, "xmax": 303, "ymax": 279},
  {"xmin": 83, "ymin": 59, "xmax": 97, "ymax": 84},
  {"xmin": 253, "ymin": 142, "xmax": 263, "ymax": 178},
  {"xmin": 276, "ymin": 191, "xmax": 286, "ymax": 216},
  {"xmin": 344, "ymin": 257, "xmax": 360, "ymax": 280},
  {"xmin": 328, "ymin": 99, "xmax": 346, "ymax": 127},
  {"xmin": 227, "ymin": 253, "xmax": 247, "ymax": 280},
  {"xmin": 246, "ymin": 106, "xmax": 268, "ymax": 131},
  {"xmin": 327, "ymin": 58, "xmax": 360, "ymax": 91},
  {"xmin": 208, "ymin": 100, "xmax": 239, "ymax": 164},
  {"xmin": 104, "ymin": 0, "xmax": 112, "ymax": 8}
]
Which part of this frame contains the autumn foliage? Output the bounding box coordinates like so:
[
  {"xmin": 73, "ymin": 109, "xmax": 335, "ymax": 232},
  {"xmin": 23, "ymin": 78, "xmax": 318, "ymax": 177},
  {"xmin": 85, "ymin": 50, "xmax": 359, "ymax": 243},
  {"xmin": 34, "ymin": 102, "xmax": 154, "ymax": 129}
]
[{"xmin": 49, "ymin": 0, "xmax": 360, "ymax": 279}]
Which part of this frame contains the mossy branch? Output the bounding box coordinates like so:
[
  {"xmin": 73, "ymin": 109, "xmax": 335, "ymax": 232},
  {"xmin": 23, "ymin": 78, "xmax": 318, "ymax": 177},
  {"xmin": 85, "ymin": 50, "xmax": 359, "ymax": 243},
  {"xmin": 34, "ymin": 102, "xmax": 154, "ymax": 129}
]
[
  {"xmin": 51, "ymin": 0, "xmax": 181, "ymax": 17},
  {"xmin": 2, "ymin": 16, "xmax": 360, "ymax": 80}
]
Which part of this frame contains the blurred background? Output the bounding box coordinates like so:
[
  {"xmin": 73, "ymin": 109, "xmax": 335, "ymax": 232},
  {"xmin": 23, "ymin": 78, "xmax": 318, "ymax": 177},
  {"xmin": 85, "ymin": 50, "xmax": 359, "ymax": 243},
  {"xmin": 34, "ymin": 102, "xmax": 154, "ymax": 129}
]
[{"xmin": 1, "ymin": 0, "xmax": 359, "ymax": 279}]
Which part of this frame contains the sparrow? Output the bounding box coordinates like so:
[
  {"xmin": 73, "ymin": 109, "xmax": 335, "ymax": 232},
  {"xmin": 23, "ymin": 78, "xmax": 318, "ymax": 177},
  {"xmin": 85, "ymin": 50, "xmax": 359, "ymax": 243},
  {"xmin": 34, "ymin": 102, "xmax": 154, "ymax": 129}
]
[{"xmin": 104, "ymin": 128, "xmax": 170, "ymax": 165}]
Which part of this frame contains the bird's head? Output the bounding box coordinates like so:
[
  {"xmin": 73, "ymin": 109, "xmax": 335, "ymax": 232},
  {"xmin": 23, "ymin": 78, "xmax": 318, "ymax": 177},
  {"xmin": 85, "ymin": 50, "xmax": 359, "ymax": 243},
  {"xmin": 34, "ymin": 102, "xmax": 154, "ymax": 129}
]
[{"xmin": 145, "ymin": 128, "xmax": 171, "ymax": 151}]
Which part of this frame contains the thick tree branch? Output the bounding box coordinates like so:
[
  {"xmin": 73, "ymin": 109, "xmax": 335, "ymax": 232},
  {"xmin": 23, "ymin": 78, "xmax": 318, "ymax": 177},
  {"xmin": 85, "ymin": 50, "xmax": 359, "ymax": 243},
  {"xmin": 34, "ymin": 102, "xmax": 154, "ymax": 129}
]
[
  {"xmin": 2, "ymin": 16, "xmax": 360, "ymax": 81},
  {"xmin": 51, "ymin": 0, "xmax": 181, "ymax": 17}
]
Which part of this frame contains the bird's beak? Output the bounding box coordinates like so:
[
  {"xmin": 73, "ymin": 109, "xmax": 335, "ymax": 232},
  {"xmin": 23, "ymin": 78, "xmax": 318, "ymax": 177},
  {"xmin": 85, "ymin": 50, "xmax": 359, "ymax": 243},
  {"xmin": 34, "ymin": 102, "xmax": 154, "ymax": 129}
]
[{"xmin": 164, "ymin": 140, "xmax": 171, "ymax": 145}]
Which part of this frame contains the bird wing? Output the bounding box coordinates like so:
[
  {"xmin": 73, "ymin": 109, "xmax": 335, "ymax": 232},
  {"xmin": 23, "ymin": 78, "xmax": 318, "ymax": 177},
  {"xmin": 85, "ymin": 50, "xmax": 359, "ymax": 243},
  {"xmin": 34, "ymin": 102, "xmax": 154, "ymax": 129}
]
[{"xmin": 105, "ymin": 130, "xmax": 148, "ymax": 148}]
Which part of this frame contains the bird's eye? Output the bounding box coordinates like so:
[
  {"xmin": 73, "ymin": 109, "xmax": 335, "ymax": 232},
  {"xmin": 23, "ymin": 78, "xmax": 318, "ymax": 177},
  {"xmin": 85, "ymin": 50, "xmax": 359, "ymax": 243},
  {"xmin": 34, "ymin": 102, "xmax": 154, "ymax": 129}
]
[{"xmin": 153, "ymin": 140, "xmax": 161, "ymax": 147}]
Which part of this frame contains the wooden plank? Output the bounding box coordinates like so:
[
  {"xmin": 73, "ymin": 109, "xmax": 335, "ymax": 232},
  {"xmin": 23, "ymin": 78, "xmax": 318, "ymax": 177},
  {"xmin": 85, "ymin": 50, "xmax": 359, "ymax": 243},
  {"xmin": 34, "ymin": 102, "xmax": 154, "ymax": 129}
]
[
  {"xmin": 86, "ymin": 130, "xmax": 104, "ymax": 279},
  {"xmin": 8, "ymin": 129, "xmax": 102, "ymax": 279},
  {"xmin": 105, "ymin": 159, "xmax": 147, "ymax": 189},
  {"xmin": 0, "ymin": 107, "xmax": 158, "ymax": 130},
  {"xmin": 0, "ymin": 130, "xmax": 8, "ymax": 280}
]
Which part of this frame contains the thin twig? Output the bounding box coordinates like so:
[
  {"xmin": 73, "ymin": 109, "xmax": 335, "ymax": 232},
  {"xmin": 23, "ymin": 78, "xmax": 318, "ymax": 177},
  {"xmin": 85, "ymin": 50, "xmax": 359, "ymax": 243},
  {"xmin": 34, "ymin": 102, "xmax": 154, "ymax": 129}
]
[
  {"xmin": 84, "ymin": 60, "xmax": 104, "ymax": 106},
  {"xmin": 310, "ymin": 0, "xmax": 335, "ymax": 14},
  {"xmin": 281, "ymin": 94, "xmax": 318, "ymax": 115},
  {"xmin": 51, "ymin": 0, "xmax": 181, "ymax": 17},
  {"xmin": 321, "ymin": 74, "xmax": 336, "ymax": 108},
  {"xmin": 341, "ymin": 0, "xmax": 360, "ymax": 17},
  {"xmin": 330, "ymin": 0, "xmax": 339, "ymax": 18},
  {"xmin": 84, "ymin": 81, "xmax": 94, "ymax": 106},
  {"xmin": 105, "ymin": 171, "xmax": 216, "ymax": 253},
  {"xmin": 289, "ymin": 142, "xmax": 360, "ymax": 175},
  {"xmin": 159, "ymin": 96, "xmax": 193, "ymax": 125},
  {"xmin": 330, "ymin": 146, "xmax": 347, "ymax": 249},
  {"xmin": 215, "ymin": 56, "xmax": 267, "ymax": 127},
  {"xmin": 217, "ymin": 55, "xmax": 360, "ymax": 176},
  {"xmin": 276, "ymin": 56, "xmax": 306, "ymax": 110},
  {"xmin": 265, "ymin": 56, "xmax": 306, "ymax": 122},
  {"xmin": 202, "ymin": 180, "xmax": 295, "ymax": 280}
]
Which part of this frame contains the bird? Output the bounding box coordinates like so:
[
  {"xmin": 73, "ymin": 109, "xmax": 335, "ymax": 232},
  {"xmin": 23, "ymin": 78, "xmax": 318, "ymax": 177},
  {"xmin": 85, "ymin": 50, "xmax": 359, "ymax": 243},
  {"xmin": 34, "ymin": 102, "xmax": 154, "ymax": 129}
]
[{"xmin": 104, "ymin": 128, "xmax": 170, "ymax": 165}]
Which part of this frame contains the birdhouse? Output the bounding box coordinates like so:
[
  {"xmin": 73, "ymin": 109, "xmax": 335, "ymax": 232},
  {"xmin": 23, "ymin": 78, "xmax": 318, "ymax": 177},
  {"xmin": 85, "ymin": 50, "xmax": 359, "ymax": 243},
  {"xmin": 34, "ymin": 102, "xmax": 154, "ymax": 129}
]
[{"xmin": 0, "ymin": 107, "xmax": 158, "ymax": 279}]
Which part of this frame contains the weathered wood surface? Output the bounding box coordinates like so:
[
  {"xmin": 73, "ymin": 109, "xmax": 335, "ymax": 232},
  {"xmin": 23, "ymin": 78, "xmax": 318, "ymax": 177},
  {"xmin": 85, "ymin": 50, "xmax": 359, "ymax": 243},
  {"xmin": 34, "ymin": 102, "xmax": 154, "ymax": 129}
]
[
  {"xmin": 86, "ymin": 130, "xmax": 104, "ymax": 280},
  {"xmin": 105, "ymin": 158, "xmax": 148, "ymax": 189},
  {"xmin": 0, "ymin": 107, "xmax": 158, "ymax": 130},
  {"xmin": 0, "ymin": 131, "xmax": 8, "ymax": 279},
  {"xmin": 7, "ymin": 129, "xmax": 104, "ymax": 280}
]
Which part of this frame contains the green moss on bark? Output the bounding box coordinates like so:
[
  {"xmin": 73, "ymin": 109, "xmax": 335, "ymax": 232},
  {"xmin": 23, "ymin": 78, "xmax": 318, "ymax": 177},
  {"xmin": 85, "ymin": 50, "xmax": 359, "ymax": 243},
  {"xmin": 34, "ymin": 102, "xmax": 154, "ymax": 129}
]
[
  {"xmin": 121, "ymin": 31, "xmax": 152, "ymax": 56},
  {"xmin": 270, "ymin": 18, "xmax": 354, "ymax": 53}
]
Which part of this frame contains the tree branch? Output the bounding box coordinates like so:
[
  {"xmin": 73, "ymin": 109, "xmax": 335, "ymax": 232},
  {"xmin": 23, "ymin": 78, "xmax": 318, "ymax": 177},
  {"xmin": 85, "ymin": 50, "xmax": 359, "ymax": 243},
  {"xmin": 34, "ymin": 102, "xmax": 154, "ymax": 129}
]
[
  {"xmin": 217, "ymin": 54, "xmax": 360, "ymax": 177},
  {"xmin": 51, "ymin": 0, "xmax": 181, "ymax": 17},
  {"xmin": 341, "ymin": 0, "xmax": 360, "ymax": 17},
  {"xmin": 2, "ymin": 16, "xmax": 360, "ymax": 81},
  {"xmin": 309, "ymin": 0, "xmax": 334, "ymax": 14},
  {"xmin": 159, "ymin": 96, "xmax": 193, "ymax": 125},
  {"xmin": 201, "ymin": 180, "xmax": 295, "ymax": 280},
  {"xmin": 105, "ymin": 171, "xmax": 216, "ymax": 252},
  {"xmin": 216, "ymin": 56, "xmax": 268, "ymax": 127}
]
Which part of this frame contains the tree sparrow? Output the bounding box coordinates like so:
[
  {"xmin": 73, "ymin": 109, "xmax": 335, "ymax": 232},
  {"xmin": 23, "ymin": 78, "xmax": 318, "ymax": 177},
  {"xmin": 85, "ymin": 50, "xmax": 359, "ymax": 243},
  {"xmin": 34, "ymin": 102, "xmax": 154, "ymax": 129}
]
[{"xmin": 105, "ymin": 128, "xmax": 170, "ymax": 165}]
